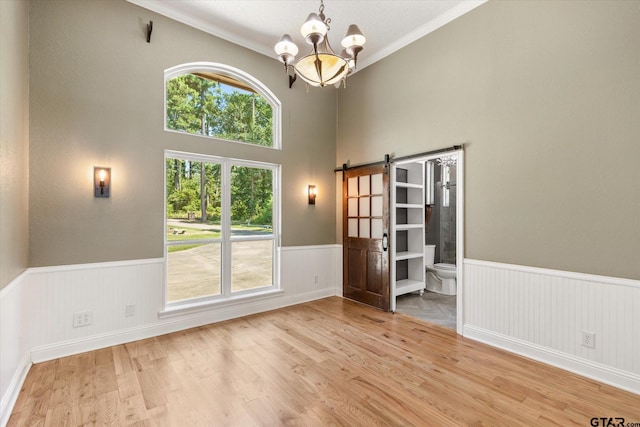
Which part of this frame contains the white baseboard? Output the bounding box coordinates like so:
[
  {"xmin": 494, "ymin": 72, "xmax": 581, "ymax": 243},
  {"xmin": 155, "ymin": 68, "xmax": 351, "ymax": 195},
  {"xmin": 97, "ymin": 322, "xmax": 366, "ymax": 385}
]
[
  {"xmin": 0, "ymin": 353, "xmax": 31, "ymax": 427},
  {"xmin": 464, "ymin": 324, "xmax": 640, "ymax": 396}
]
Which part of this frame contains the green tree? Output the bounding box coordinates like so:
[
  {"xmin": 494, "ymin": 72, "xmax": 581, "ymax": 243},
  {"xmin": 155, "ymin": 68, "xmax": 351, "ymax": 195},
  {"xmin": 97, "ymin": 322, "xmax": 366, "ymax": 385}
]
[
  {"xmin": 166, "ymin": 74, "xmax": 221, "ymax": 135},
  {"xmin": 204, "ymin": 163, "xmax": 221, "ymax": 221},
  {"xmin": 215, "ymin": 92, "xmax": 272, "ymax": 146},
  {"xmin": 231, "ymin": 166, "xmax": 272, "ymax": 223},
  {"xmin": 166, "ymin": 73, "xmax": 272, "ymax": 146}
]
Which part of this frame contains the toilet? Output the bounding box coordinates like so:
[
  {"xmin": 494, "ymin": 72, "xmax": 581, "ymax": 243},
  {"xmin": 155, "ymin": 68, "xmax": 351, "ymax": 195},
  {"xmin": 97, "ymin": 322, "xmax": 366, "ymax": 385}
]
[{"xmin": 424, "ymin": 245, "xmax": 457, "ymax": 295}]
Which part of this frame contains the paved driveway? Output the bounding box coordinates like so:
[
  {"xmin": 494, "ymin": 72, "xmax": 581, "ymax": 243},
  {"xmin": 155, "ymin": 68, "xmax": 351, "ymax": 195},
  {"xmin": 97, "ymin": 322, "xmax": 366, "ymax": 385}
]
[{"xmin": 167, "ymin": 240, "xmax": 273, "ymax": 302}]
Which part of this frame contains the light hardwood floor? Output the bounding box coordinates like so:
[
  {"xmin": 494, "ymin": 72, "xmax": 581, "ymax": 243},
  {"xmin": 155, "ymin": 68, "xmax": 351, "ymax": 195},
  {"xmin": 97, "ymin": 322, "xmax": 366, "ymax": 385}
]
[{"xmin": 9, "ymin": 297, "xmax": 640, "ymax": 426}]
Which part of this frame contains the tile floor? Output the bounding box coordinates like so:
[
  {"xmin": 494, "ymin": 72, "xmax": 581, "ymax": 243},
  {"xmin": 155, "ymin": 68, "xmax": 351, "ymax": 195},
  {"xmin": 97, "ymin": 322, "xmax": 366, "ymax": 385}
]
[{"xmin": 395, "ymin": 291, "xmax": 456, "ymax": 330}]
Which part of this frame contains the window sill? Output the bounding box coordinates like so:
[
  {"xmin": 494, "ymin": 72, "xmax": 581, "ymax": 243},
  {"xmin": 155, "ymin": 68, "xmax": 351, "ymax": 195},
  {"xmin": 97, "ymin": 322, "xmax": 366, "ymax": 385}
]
[{"xmin": 158, "ymin": 288, "xmax": 284, "ymax": 319}]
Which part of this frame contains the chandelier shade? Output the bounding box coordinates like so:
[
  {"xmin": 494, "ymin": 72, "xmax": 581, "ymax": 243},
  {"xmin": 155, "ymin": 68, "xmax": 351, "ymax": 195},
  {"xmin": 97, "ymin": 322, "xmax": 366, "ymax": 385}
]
[
  {"xmin": 295, "ymin": 51, "xmax": 349, "ymax": 87},
  {"xmin": 341, "ymin": 24, "xmax": 366, "ymax": 50},
  {"xmin": 300, "ymin": 13, "xmax": 327, "ymax": 43},
  {"xmin": 274, "ymin": 34, "xmax": 299, "ymax": 66},
  {"xmin": 274, "ymin": 0, "xmax": 365, "ymax": 88}
]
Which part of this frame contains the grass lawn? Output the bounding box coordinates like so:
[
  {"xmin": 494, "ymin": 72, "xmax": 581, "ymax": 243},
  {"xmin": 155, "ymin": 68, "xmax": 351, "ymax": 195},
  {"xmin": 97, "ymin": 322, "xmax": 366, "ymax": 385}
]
[
  {"xmin": 167, "ymin": 226, "xmax": 220, "ymax": 252},
  {"xmin": 167, "ymin": 222, "xmax": 272, "ymax": 253}
]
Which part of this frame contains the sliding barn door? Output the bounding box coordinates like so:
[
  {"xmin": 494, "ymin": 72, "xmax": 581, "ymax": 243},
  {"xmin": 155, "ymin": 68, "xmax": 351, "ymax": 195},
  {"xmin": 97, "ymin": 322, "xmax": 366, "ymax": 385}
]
[{"xmin": 343, "ymin": 164, "xmax": 390, "ymax": 311}]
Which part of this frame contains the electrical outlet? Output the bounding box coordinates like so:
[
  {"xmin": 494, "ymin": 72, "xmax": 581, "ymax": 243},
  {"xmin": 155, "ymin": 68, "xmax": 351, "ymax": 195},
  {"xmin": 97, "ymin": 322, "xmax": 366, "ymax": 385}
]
[
  {"xmin": 125, "ymin": 304, "xmax": 136, "ymax": 317},
  {"xmin": 314, "ymin": 275, "xmax": 319, "ymax": 285},
  {"xmin": 581, "ymin": 331, "xmax": 595, "ymax": 348},
  {"xmin": 72, "ymin": 311, "xmax": 93, "ymax": 328}
]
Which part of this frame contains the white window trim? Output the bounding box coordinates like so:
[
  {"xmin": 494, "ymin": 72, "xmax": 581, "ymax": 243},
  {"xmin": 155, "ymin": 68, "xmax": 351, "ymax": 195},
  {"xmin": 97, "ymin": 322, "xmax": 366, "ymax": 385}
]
[
  {"xmin": 164, "ymin": 62, "xmax": 282, "ymax": 149},
  {"xmin": 164, "ymin": 150, "xmax": 281, "ymax": 310},
  {"xmin": 159, "ymin": 288, "xmax": 285, "ymax": 319}
]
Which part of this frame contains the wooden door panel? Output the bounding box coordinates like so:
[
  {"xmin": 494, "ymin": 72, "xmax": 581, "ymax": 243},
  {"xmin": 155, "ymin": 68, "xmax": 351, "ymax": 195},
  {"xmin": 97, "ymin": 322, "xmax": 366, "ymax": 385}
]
[
  {"xmin": 347, "ymin": 248, "xmax": 365, "ymax": 289},
  {"xmin": 367, "ymin": 251, "xmax": 384, "ymax": 294}
]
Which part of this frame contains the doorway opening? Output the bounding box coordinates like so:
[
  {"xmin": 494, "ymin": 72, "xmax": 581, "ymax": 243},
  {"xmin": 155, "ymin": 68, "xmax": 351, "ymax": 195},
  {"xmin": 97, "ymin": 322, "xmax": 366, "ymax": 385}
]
[{"xmin": 391, "ymin": 150, "xmax": 464, "ymax": 333}]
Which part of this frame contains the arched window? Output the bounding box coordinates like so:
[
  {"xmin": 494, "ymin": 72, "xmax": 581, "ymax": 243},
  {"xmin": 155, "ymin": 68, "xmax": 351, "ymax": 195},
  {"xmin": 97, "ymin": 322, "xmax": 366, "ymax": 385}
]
[
  {"xmin": 163, "ymin": 64, "xmax": 282, "ymax": 312},
  {"xmin": 165, "ymin": 62, "xmax": 281, "ymax": 149}
]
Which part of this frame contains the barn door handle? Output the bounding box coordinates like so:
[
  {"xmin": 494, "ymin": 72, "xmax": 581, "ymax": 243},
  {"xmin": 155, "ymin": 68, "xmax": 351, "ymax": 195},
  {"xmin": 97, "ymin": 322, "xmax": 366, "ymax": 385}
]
[{"xmin": 382, "ymin": 233, "xmax": 388, "ymax": 251}]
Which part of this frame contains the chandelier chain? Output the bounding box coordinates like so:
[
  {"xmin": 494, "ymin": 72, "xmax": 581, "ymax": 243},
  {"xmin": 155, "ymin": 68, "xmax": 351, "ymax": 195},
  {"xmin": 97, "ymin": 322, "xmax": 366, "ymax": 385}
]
[{"xmin": 319, "ymin": 0, "xmax": 331, "ymax": 29}]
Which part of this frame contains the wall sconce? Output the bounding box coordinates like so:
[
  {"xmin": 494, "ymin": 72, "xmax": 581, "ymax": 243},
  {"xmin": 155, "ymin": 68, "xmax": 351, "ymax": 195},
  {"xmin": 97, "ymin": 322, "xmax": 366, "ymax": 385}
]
[
  {"xmin": 308, "ymin": 185, "xmax": 317, "ymax": 205},
  {"xmin": 94, "ymin": 167, "xmax": 111, "ymax": 198}
]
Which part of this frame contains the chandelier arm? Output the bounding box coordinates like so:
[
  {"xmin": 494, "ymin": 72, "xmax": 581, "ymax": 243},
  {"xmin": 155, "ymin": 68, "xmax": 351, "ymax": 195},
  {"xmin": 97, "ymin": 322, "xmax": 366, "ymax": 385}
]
[
  {"xmin": 326, "ymin": 63, "xmax": 347, "ymax": 83},
  {"xmin": 314, "ymin": 57, "xmax": 324, "ymax": 85},
  {"xmin": 307, "ymin": 33, "xmax": 322, "ymax": 56}
]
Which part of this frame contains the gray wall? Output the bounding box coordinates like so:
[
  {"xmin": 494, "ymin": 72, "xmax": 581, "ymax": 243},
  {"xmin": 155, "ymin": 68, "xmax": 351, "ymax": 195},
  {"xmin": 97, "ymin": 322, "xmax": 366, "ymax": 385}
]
[
  {"xmin": 338, "ymin": 0, "xmax": 640, "ymax": 280},
  {"xmin": 0, "ymin": 0, "xmax": 30, "ymax": 289},
  {"xmin": 28, "ymin": 0, "xmax": 337, "ymax": 267}
]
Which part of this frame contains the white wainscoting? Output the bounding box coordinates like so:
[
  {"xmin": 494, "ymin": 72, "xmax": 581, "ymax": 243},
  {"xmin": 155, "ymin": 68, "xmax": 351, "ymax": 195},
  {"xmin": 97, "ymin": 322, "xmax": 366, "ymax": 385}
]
[
  {"xmin": 0, "ymin": 271, "xmax": 32, "ymax": 426},
  {"xmin": 463, "ymin": 259, "xmax": 640, "ymax": 395},
  {"xmin": 0, "ymin": 244, "xmax": 341, "ymax": 424},
  {"xmin": 27, "ymin": 258, "xmax": 166, "ymax": 362},
  {"xmin": 7, "ymin": 251, "xmax": 637, "ymax": 422},
  {"xmin": 280, "ymin": 245, "xmax": 342, "ymax": 300}
]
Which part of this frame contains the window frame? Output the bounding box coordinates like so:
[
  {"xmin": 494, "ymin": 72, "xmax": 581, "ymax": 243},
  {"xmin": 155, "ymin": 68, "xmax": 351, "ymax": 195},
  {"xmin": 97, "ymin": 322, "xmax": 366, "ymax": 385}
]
[
  {"xmin": 163, "ymin": 150, "xmax": 281, "ymax": 312},
  {"xmin": 164, "ymin": 62, "xmax": 282, "ymax": 149}
]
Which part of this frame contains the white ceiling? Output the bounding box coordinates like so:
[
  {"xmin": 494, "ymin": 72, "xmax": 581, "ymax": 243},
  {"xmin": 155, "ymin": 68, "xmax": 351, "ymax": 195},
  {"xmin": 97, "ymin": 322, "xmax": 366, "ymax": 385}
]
[{"xmin": 128, "ymin": 0, "xmax": 486, "ymax": 71}]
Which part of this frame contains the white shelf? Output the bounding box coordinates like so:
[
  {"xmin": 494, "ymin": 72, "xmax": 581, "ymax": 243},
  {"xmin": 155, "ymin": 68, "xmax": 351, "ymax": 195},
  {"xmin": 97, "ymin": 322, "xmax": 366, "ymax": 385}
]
[
  {"xmin": 395, "ymin": 279, "xmax": 425, "ymax": 296},
  {"xmin": 395, "ymin": 182, "xmax": 423, "ymax": 189},
  {"xmin": 392, "ymin": 161, "xmax": 426, "ymax": 308},
  {"xmin": 395, "ymin": 251, "xmax": 424, "ymax": 261},
  {"xmin": 395, "ymin": 224, "xmax": 423, "ymax": 230}
]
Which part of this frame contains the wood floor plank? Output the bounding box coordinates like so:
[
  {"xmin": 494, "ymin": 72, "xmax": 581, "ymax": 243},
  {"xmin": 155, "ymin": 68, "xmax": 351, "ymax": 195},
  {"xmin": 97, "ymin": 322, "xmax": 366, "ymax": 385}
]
[
  {"xmin": 112, "ymin": 344, "xmax": 135, "ymax": 376},
  {"xmin": 9, "ymin": 297, "xmax": 640, "ymax": 426},
  {"xmin": 93, "ymin": 348, "xmax": 118, "ymax": 398},
  {"xmin": 136, "ymin": 365, "xmax": 169, "ymax": 411},
  {"xmin": 118, "ymin": 394, "xmax": 148, "ymax": 426}
]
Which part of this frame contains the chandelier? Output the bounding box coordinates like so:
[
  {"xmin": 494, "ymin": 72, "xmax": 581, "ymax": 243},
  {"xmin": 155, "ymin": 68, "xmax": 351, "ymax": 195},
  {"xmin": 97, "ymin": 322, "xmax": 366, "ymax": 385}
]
[{"xmin": 274, "ymin": 0, "xmax": 366, "ymax": 88}]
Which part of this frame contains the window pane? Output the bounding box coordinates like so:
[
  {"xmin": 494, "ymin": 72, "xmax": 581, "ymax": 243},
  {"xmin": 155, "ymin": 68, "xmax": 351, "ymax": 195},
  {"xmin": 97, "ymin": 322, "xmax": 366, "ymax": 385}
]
[
  {"xmin": 348, "ymin": 218, "xmax": 358, "ymax": 237},
  {"xmin": 348, "ymin": 177, "xmax": 358, "ymax": 196},
  {"xmin": 359, "ymin": 218, "xmax": 370, "ymax": 238},
  {"xmin": 348, "ymin": 198, "xmax": 358, "ymax": 217},
  {"xmin": 371, "ymin": 218, "xmax": 383, "ymax": 239},
  {"xmin": 166, "ymin": 73, "xmax": 273, "ymax": 147},
  {"xmin": 230, "ymin": 166, "xmax": 273, "ymax": 237},
  {"xmin": 166, "ymin": 159, "xmax": 221, "ymax": 236},
  {"xmin": 359, "ymin": 175, "xmax": 370, "ymax": 196},
  {"xmin": 359, "ymin": 197, "xmax": 370, "ymax": 216},
  {"xmin": 371, "ymin": 196, "xmax": 383, "ymax": 217},
  {"xmin": 371, "ymin": 173, "xmax": 383, "ymax": 194},
  {"xmin": 232, "ymin": 240, "xmax": 273, "ymax": 292},
  {"xmin": 167, "ymin": 243, "xmax": 221, "ymax": 302}
]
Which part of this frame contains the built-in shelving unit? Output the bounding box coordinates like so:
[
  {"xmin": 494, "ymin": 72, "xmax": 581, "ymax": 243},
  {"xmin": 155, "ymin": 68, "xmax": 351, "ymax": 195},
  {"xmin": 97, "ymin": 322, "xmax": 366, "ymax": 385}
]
[{"xmin": 391, "ymin": 162, "xmax": 425, "ymax": 308}]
